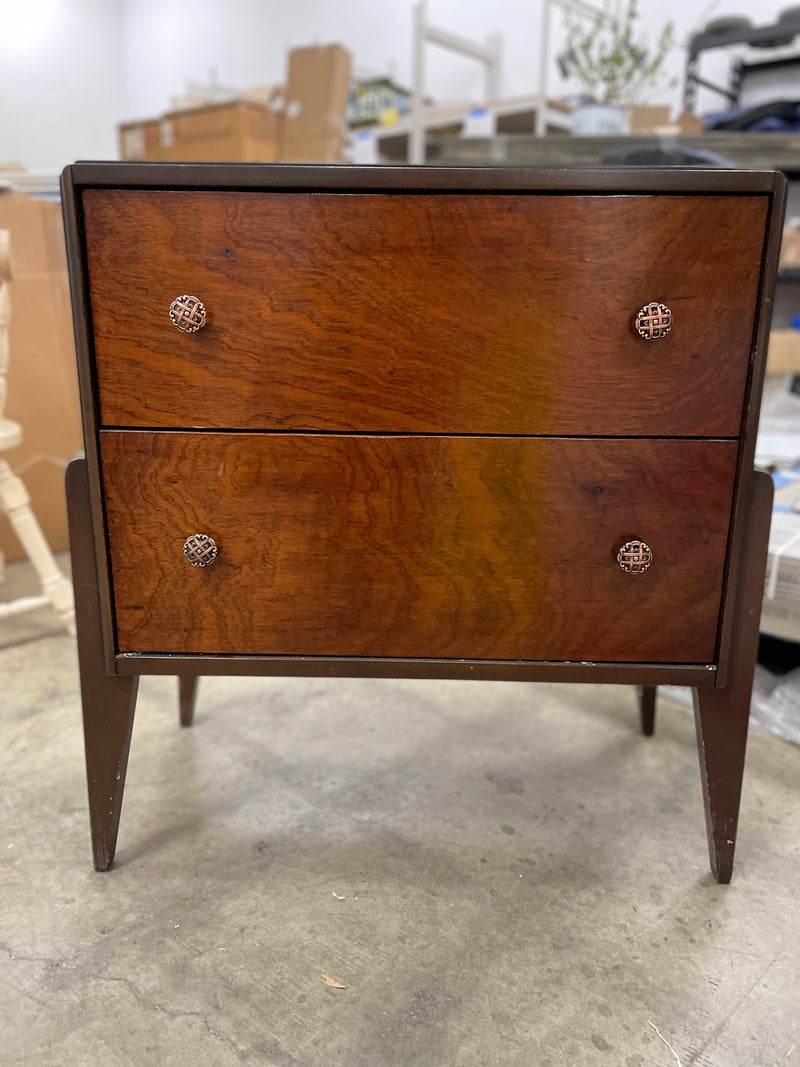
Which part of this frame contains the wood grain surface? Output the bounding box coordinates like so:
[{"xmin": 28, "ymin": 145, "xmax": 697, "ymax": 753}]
[
  {"xmin": 83, "ymin": 190, "xmax": 767, "ymax": 436},
  {"xmin": 101, "ymin": 431, "xmax": 738, "ymax": 661}
]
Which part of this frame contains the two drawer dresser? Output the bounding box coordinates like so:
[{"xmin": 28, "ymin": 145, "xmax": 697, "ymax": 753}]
[{"xmin": 61, "ymin": 163, "xmax": 785, "ymax": 881}]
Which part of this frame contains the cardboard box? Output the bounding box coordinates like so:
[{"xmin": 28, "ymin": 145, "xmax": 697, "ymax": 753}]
[
  {"xmin": 767, "ymin": 330, "xmax": 800, "ymax": 375},
  {"xmin": 119, "ymin": 100, "xmax": 282, "ymax": 163},
  {"xmin": 279, "ymin": 134, "xmax": 347, "ymax": 164},
  {"xmin": 628, "ymin": 109, "xmax": 705, "ymax": 137},
  {"xmin": 279, "ymin": 44, "xmax": 351, "ymax": 162},
  {"xmin": 626, "ymin": 105, "xmax": 671, "ymax": 134},
  {"xmin": 779, "ymin": 224, "xmax": 800, "ymax": 270},
  {"xmin": 0, "ymin": 194, "xmax": 83, "ymax": 563},
  {"xmin": 674, "ymin": 109, "xmax": 705, "ymax": 134},
  {"xmin": 118, "ymin": 119, "xmax": 161, "ymax": 161}
]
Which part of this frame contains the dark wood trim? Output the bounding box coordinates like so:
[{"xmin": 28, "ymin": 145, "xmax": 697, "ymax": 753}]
[
  {"xmin": 60, "ymin": 170, "xmax": 118, "ymax": 675},
  {"xmin": 178, "ymin": 675, "xmax": 199, "ymax": 727},
  {"xmin": 114, "ymin": 653, "xmax": 716, "ymax": 687},
  {"xmin": 713, "ymin": 168, "xmax": 786, "ymax": 689},
  {"xmin": 67, "ymin": 457, "xmax": 139, "ymax": 871},
  {"xmin": 639, "ymin": 686, "xmax": 657, "ymax": 736},
  {"xmin": 65, "ymin": 161, "xmax": 780, "ymax": 195},
  {"xmin": 695, "ymin": 469, "xmax": 774, "ymax": 882}
]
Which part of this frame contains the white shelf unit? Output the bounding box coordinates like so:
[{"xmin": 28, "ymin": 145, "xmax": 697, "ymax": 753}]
[
  {"xmin": 349, "ymin": 93, "xmax": 573, "ymax": 164},
  {"xmin": 348, "ymin": 1, "xmax": 576, "ymax": 164}
]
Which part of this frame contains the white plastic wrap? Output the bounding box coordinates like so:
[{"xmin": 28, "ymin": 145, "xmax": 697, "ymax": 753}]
[{"xmin": 660, "ymin": 665, "xmax": 800, "ymax": 746}]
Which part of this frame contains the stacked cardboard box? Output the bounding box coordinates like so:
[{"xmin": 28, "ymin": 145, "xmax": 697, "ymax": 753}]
[
  {"xmin": 0, "ymin": 194, "xmax": 82, "ymax": 562},
  {"xmin": 779, "ymin": 221, "xmax": 800, "ymax": 270},
  {"xmin": 119, "ymin": 98, "xmax": 282, "ymax": 163},
  {"xmin": 119, "ymin": 45, "xmax": 351, "ymax": 165},
  {"xmin": 767, "ymin": 330, "xmax": 800, "ymax": 375},
  {"xmin": 279, "ymin": 44, "xmax": 352, "ymax": 162},
  {"xmin": 626, "ymin": 107, "xmax": 705, "ymax": 134}
]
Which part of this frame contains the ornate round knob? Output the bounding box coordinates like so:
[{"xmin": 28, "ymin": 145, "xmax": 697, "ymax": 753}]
[
  {"xmin": 183, "ymin": 533, "xmax": 217, "ymax": 567},
  {"xmin": 635, "ymin": 302, "xmax": 672, "ymax": 340},
  {"xmin": 169, "ymin": 294, "xmax": 207, "ymax": 333},
  {"xmin": 617, "ymin": 540, "xmax": 652, "ymax": 575}
]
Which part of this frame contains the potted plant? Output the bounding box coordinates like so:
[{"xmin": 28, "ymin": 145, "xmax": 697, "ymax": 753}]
[{"xmin": 557, "ymin": 0, "xmax": 675, "ymax": 135}]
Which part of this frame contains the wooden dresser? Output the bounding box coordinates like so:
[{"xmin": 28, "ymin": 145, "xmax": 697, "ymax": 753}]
[{"xmin": 60, "ymin": 163, "xmax": 785, "ymax": 880}]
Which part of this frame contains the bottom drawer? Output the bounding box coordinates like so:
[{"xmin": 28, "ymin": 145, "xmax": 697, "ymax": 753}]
[{"xmin": 100, "ymin": 431, "xmax": 738, "ymax": 661}]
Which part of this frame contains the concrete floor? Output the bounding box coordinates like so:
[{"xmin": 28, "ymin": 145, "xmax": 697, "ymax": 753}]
[{"xmin": 1, "ymin": 560, "xmax": 800, "ymax": 1066}]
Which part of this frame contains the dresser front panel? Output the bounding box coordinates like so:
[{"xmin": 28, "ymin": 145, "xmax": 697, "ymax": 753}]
[
  {"xmin": 84, "ymin": 190, "xmax": 766, "ymax": 436},
  {"xmin": 100, "ymin": 431, "xmax": 738, "ymax": 661}
]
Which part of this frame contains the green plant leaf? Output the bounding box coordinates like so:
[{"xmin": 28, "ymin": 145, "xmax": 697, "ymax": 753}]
[{"xmin": 555, "ymin": 0, "xmax": 675, "ymax": 106}]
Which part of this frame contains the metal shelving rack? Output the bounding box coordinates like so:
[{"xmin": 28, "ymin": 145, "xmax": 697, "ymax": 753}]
[{"xmin": 684, "ymin": 14, "xmax": 800, "ymax": 112}]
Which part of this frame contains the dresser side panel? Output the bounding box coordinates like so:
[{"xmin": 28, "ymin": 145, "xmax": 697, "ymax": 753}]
[
  {"xmin": 60, "ymin": 168, "xmax": 118, "ymax": 672},
  {"xmin": 713, "ymin": 170, "xmax": 786, "ymax": 687}
]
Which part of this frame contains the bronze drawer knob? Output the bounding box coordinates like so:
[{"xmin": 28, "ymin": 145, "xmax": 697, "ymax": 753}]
[
  {"xmin": 617, "ymin": 540, "xmax": 652, "ymax": 574},
  {"xmin": 183, "ymin": 533, "xmax": 217, "ymax": 567},
  {"xmin": 635, "ymin": 302, "xmax": 672, "ymax": 340},
  {"xmin": 169, "ymin": 294, "xmax": 207, "ymax": 333}
]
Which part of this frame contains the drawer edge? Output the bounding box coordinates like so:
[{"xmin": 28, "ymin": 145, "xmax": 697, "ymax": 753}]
[{"xmin": 114, "ymin": 654, "xmax": 717, "ymax": 688}]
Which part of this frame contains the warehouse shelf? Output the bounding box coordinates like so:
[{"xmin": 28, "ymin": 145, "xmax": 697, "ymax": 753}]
[{"xmin": 348, "ymin": 94, "xmax": 573, "ymax": 164}]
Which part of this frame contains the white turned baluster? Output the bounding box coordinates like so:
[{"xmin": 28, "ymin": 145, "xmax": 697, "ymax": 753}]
[{"xmin": 0, "ymin": 229, "xmax": 75, "ymax": 634}]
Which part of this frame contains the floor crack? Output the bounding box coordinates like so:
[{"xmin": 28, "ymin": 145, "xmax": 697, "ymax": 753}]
[
  {"xmin": 88, "ymin": 973, "xmax": 249, "ymax": 1062},
  {"xmin": 687, "ymin": 957, "xmax": 777, "ymax": 1064},
  {"xmin": 0, "ymin": 941, "xmax": 59, "ymax": 966}
]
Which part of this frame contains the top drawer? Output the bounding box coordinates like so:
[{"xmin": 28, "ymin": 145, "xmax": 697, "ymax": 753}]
[{"xmin": 83, "ymin": 189, "xmax": 767, "ymax": 435}]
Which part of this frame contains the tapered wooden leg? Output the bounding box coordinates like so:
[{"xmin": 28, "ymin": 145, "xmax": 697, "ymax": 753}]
[
  {"xmin": 67, "ymin": 457, "xmax": 139, "ymax": 872},
  {"xmin": 694, "ymin": 470, "xmax": 773, "ymax": 884},
  {"xmin": 179, "ymin": 675, "xmax": 199, "ymax": 727},
  {"xmin": 638, "ymin": 686, "xmax": 657, "ymax": 736}
]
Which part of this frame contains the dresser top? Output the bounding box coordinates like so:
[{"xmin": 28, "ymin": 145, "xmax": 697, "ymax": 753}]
[{"xmin": 63, "ymin": 161, "xmax": 784, "ymax": 196}]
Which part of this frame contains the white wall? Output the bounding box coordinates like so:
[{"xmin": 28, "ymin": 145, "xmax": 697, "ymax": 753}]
[
  {"xmin": 0, "ymin": 0, "xmax": 126, "ymax": 171},
  {"xmin": 1, "ymin": 0, "xmax": 796, "ymax": 171},
  {"xmin": 121, "ymin": 0, "xmax": 797, "ymax": 121},
  {"xmin": 119, "ymin": 0, "xmax": 548, "ymax": 120}
]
